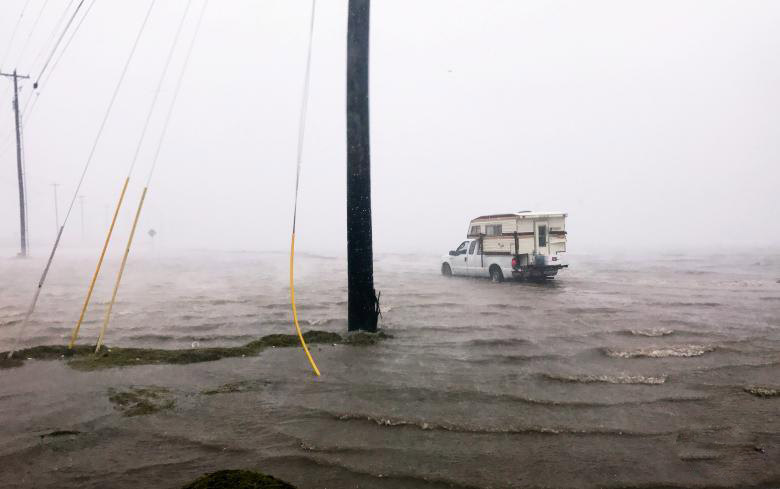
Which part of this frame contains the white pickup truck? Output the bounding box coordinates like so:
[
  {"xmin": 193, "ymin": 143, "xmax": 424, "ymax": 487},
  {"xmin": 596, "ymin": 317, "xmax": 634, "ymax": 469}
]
[{"xmin": 440, "ymin": 211, "xmax": 568, "ymax": 282}]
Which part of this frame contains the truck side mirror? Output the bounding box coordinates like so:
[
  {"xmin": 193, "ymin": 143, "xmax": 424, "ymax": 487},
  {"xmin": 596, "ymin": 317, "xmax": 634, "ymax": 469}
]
[{"xmin": 448, "ymin": 250, "xmax": 458, "ymax": 256}]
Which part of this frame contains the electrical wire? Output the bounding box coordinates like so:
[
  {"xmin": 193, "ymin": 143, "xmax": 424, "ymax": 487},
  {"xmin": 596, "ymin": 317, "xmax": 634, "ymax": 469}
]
[
  {"xmin": 33, "ymin": 0, "xmax": 96, "ymax": 91},
  {"xmin": 15, "ymin": 0, "xmax": 53, "ymax": 69},
  {"xmin": 34, "ymin": 0, "xmax": 87, "ymax": 88},
  {"xmin": 72, "ymin": 0, "xmax": 195, "ymax": 349},
  {"xmin": 30, "ymin": 0, "xmax": 76, "ymax": 74},
  {"xmin": 0, "ymin": 0, "xmax": 93, "ymax": 161},
  {"xmin": 7, "ymin": 0, "xmax": 158, "ymax": 359},
  {"xmin": 289, "ymin": 0, "xmax": 321, "ymax": 376},
  {"xmin": 95, "ymin": 0, "xmax": 210, "ymax": 352},
  {"xmin": 0, "ymin": 0, "xmax": 34, "ymax": 126},
  {"xmin": 0, "ymin": 0, "xmax": 33, "ymax": 71}
]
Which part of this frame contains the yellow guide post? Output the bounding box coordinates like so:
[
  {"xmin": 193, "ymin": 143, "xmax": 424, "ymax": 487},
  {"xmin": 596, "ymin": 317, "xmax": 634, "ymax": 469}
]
[
  {"xmin": 95, "ymin": 186, "xmax": 147, "ymax": 353},
  {"xmin": 69, "ymin": 176, "xmax": 130, "ymax": 349},
  {"xmin": 290, "ymin": 232, "xmax": 321, "ymax": 376}
]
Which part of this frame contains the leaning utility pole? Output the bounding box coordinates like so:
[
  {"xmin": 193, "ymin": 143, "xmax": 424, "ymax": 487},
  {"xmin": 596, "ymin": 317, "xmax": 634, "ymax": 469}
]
[
  {"xmin": 1, "ymin": 70, "xmax": 30, "ymax": 257},
  {"xmin": 346, "ymin": 0, "xmax": 379, "ymax": 331}
]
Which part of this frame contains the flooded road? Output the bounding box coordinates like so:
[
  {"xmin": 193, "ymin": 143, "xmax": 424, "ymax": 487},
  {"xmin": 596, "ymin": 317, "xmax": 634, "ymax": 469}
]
[{"xmin": 1, "ymin": 250, "xmax": 779, "ymax": 488}]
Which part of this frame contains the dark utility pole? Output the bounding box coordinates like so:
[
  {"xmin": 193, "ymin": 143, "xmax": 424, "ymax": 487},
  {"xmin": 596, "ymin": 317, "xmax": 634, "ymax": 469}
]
[
  {"xmin": 346, "ymin": 0, "xmax": 379, "ymax": 332},
  {"xmin": 1, "ymin": 70, "xmax": 30, "ymax": 257}
]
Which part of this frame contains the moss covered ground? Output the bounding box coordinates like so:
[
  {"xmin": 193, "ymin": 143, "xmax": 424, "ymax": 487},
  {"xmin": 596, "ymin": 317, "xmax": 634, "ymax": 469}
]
[
  {"xmin": 108, "ymin": 386, "xmax": 175, "ymax": 416},
  {"xmin": 0, "ymin": 329, "xmax": 389, "ymax": 371},
  {"xmin": 182, "ymin": 470, "xmax": 297, "ymax": 489}
]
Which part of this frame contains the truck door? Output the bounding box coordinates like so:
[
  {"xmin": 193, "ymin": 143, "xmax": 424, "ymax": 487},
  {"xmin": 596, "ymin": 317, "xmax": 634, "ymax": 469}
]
[
  {"xmin": 466, "ymin": 239, "xmax": 484, "ymax": 276},
  {"xmin": 450, "ymin": 240, "xmax": 469, "ymax": 275},
  {"xmin": 535, "ymin": 221, "xmax": 550, "ymax": 256}
]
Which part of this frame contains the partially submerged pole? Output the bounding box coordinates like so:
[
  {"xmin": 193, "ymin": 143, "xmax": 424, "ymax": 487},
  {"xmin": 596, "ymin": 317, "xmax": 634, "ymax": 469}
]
[{"xmin": 346, "ymin": 0, "xmax": 379, "ymax": 332}]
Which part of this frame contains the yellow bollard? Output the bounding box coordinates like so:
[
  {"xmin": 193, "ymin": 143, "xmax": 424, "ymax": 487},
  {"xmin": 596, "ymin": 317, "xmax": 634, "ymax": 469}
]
[
  {"xmin": 94, "ymin": 186, "xmax": 147, "ymax": 353},
  {"xmin": 290, "ymin": 232, "xmax": 321, "ymax": 376},
  {"xmin": 69, "ymin": 177, "xmax": 130, "ymax": 349}
]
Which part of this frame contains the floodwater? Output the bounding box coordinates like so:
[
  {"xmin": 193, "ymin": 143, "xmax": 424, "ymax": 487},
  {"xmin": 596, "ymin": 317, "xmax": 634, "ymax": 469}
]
[{"xmin": 1, "ymin": 250, "xmax": 779, "ymax": 488}]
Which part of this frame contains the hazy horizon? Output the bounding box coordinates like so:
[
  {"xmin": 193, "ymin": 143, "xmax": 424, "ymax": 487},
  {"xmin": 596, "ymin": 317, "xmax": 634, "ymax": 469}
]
[{"xmin": 1, "ymin": 1, "xmax": 778, "ymax": 258}]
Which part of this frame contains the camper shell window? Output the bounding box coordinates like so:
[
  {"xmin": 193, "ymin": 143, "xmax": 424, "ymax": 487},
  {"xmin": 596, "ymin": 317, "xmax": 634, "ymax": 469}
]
[
  {"xmin": 485, "ymin": 224, "xmax": 502, "ymax": 236},
  {"xmin": 470, "ymin": 225, "xmax": 481, "ymax": 235},
  {"xmin": 538, "ymin": 225, "xmax": 547, "ymax": 247}
]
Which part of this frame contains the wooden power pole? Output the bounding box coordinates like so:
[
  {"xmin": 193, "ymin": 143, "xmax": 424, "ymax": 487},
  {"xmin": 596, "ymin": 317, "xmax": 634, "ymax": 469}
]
[
  {"xmin": 1, "ymin": 70, "xmax": 30, "ymax": 257},
  {"xmin": 346, "ymin": 0, "xmax": 379, "ymax": 331}
]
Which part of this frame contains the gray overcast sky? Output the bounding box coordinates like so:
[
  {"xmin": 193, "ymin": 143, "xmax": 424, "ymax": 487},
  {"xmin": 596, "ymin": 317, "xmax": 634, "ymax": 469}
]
[{"xmin": 0, "ymin": 0, "xmax": 778, "ymax": 256}]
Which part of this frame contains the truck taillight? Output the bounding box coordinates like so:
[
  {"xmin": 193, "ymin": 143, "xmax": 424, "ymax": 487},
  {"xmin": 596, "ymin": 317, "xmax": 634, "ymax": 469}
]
[{"xmin": 511, "ymin": 257, "xmax": 518, "ymax": 268}]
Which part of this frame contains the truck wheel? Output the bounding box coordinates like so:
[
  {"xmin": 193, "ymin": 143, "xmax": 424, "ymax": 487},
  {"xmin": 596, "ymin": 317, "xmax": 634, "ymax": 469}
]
[
  {"xmin": 489, "ymin": 265, "xmax": 504, "ymax": 283},
  {"xmin": 441, "ymin": 263, "xmax": 452, "ymax": 277}
]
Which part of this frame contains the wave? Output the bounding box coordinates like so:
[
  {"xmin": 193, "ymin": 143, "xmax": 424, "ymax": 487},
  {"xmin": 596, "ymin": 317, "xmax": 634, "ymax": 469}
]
[
  {"xmin": 541, "ymin": 372, "xmax": 667, "ymax": 385},
  {"xmin": 466, "ymin": 337, "xmax": 532, "ymax": 348},
  {"xmin": 467, "ymin": 353, "xmax": 561, "ymax": 365},
  {"xmin": 184, "ymin": 323, "xmax": 225, "ymax": 332},
  {"xmin": 626, "ymin": 328, "xmax": 674, "ymax": 337},
  {"xmin": 305, "ymin": 318, "xmax": 344, "ymax": 327},
  {"xmin": 605, "ymin": 345, "xmax": 714, "ymax": 358},
  {"xmin": 565, "ymin": 307, "xmax": 621, "ymax": 315},
  {"xmin": 332, "ymin": 412, "xmax": 669, "ymax": 437},
  {"xmin": 208, "ymin": 298, "xmax": 253, "ymax": 306},
  {"xmin": 264, "ymin": 454, "xmax": 483, "ymax": 489},
  {"xmin": 485, "ymin": 303, "xmax": 532, "ymax": 310},
  {"xmin": 651, "ymin": 302, "xmax": 721, "ymax": 308},
  {"xmin": 401, "ymin": 302, "xmax": 462, "ymax": 309}
]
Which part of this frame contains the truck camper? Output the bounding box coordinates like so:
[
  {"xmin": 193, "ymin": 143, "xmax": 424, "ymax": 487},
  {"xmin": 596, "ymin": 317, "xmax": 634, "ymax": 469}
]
[{"xmin": 441, "ymin": 211, "xmax": 568, "ymax": 282}]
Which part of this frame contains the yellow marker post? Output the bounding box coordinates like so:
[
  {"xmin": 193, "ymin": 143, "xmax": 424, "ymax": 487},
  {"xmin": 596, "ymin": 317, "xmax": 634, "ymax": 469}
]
[
  {"xmin": 290, "ymin": 232, "xmax": 321, "ymax": 376},
  {"xmin": 95, "ymin": 187, "xmax": 147, "ymax": 353},
  {"xmin": 69, "ymin": 177, "xmax": 130, "ymax": 349}
]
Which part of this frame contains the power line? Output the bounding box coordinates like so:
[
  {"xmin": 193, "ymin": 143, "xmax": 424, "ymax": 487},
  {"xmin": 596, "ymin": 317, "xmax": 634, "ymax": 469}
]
[
  {"xmin": 289, "ymin": 0, "xmax": 322, "ymax": 375},
  {"xmin": 8, "ymin": 0, "xmax": 158, "ymax": 359},
  {"xmin": 33, "ymin": 0, "xmax": 87, "ymax": 89},
  {"xmin": 129, "ymin": 0, "xmax": 195, "ymax": 178},
  {"xmin": 34, "ymin": 0, "xmax": 96, "ymax": 90},
  {"xmin": 15, "ymin": 0, "xmax": 53, "ymax": 70},
  {"xmin": 55, "ymin": 0, "xmax": 156, "ymax": 226},
  {"xmin": 0, "ymin": 0, "xmax": 33, "ymax": 71},
  {"xmin": 0, "ymin": 0, "xmax": 96, "ymax": 157},
  {"xmin": 17, "ymin": 0, "xmax": 96, "ymax": 141},
  {"xmin": 0, "ymin": 0, "xmax": 34, "ymax": 116},
  {"xmin": 144, "ymin": 0, "xmax": 208, "ymax": 186},
  {"xmin": 72, "ymin": 0, "xmax": 196, "ymax": 349},
  {"xmin": 30, "ymin": 0, "xmax": 77, "ymax": 73},
  {"xmin": 96, "ymin": 0, "xmax": 211, "ymax": 353}
]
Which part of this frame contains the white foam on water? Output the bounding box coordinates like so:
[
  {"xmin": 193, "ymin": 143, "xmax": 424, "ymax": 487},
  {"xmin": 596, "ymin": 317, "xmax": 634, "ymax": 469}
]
[
  {"xmin": 630, "ymin": 328, "xmax": 674, "ymax": 337},
  {"xmin": 606, "ymin": 345, "xmax": 714, "ymax": 358},
  {"xmin": 544, "ymin": 373, "xmax": 667, "ymax": 384}
]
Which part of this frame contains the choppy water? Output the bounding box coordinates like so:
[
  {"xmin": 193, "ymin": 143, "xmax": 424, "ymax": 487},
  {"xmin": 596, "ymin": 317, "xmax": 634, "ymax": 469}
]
[{"xmin": 1, "ymin": 250, "xmax": 779, "ymax": 488}]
